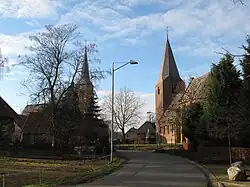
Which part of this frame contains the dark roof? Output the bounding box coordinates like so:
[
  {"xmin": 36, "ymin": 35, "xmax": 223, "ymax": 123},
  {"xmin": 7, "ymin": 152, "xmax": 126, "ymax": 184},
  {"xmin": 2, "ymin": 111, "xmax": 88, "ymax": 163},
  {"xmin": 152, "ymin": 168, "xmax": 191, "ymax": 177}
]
[
  {"xmin": 181, "ymin": 73, "xmax": 209, "ymax": 103},
  {"xmin": 77, "ymin": 46, "xmax": 92, "ymax": 86},
  {"xmin": 22, "ymin": 111, "xmax": 51, "ymax": 134},
  {"xmin": 126, "ymin": 127, "xmax": 137, "ymax": 134},
  {"xmin": 162, "ymin": 73, "xmax": 210, "ymax": 126},
  {"xmin": 136, "ymin": 121, "xmax": 156, "ymax": 134},
  {"xmin": 159, "ymin": 39, "xmax": 181, "ymax": 81},
  {"xmin": 125, "ymin": 127, "xmax": 138, "ymax": 140},
  {"xmin": 21, "ymin": 104, "xmax": 47, "ymax": 115},
  {"xmin": 0, "ymin": 96, "xmax": 19, "ymax": 119}
]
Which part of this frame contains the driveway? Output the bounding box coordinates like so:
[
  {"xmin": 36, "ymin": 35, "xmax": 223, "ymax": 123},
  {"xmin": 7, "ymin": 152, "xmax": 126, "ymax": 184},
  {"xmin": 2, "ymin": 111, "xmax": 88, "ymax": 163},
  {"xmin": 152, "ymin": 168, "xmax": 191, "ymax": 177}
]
[{"xmin": 72, "ymin": 150, "xmax": 207, "ymax": 187}]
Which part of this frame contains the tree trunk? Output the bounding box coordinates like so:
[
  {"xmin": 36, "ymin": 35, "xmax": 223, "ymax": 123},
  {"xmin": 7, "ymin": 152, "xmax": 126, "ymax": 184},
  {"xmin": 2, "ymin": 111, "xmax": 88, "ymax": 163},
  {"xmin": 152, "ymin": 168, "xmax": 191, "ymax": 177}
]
[
  {"xmin": 122, "ymin": 129, "xmax": 126, "ymax": 143},
  {"xmin": 228, "ymin": 133, "xmax": 232, "ymax": 164}
]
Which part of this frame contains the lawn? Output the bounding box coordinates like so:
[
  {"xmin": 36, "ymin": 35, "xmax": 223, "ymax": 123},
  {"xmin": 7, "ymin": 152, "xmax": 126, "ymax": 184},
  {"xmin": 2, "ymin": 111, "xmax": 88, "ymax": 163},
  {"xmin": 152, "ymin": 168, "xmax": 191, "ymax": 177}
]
[
  {"xmin": 0, "ymin": 156, "xmax": 121, "ymax": 187},
  {"xmin": 203, "ymin": 164, "xmax": 250, "ymax": 187}
]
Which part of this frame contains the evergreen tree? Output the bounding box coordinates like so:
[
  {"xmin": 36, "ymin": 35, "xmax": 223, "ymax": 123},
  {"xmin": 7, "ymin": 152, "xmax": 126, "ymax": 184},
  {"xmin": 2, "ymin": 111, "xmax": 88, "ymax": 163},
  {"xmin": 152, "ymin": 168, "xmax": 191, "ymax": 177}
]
[
  {"xmin": 182, "ymin": 103, "xmax": 204, "ymax": 151},
  {"xmin": 55, "ymin": 83, "xmax": 82, "ymax": 151},
  {"xmin": 203, "ymin": 54, "xmax": 243, "ymax": 142},
  {"xmin": 240, "ymin": 36, "xmax": 250, "ymax": 143},
  {"xmin": 81, "ymin": 92, "xmax": 108, "ymax": 146}
]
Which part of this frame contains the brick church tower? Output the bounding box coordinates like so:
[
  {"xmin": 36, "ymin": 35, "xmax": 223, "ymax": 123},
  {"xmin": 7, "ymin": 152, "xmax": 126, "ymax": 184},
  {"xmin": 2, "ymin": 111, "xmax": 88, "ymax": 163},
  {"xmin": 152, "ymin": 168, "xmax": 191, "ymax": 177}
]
[{"xmin": 155, "ymin": 36, "xmax": 185, "ymax": 143}]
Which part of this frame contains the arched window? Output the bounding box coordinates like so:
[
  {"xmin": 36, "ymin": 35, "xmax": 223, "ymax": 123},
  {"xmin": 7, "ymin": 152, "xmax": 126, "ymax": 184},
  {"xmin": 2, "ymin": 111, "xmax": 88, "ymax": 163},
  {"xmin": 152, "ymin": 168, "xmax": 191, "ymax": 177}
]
[{"xmin": 157, "ymin": 87, "xmax": 160, "ymax": 95}]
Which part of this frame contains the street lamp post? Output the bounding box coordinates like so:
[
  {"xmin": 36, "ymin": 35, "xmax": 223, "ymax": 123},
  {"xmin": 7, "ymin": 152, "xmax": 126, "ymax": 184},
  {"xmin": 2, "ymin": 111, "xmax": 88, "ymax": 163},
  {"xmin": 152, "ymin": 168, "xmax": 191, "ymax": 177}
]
[{"xmin": 110, "ymin": 60, "xmax": 138, "ymax": 162}]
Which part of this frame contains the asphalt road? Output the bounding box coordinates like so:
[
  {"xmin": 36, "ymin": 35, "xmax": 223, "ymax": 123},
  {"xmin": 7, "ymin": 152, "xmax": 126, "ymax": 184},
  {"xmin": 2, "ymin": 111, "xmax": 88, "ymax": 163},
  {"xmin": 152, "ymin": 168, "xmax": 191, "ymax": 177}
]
[{"xmin": 71, "ymin": 150, "xmax": 207, "ymax": 187}]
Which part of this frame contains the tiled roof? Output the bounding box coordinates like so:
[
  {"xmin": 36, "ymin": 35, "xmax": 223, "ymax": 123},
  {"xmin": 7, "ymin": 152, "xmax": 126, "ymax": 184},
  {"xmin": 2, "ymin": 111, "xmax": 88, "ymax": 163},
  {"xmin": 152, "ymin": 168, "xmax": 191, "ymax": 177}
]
[
  {"xmin": 21, "ymin": 104, "xmax": 47, "ymax": 115},
  {"xmin": 162, "ymin": 73, "xmax": 210, "ymax": 125},
  {"xmin": 181, "ymin": 73, "xmax": 209, "ymax": 104},
  {"xmin": 125, "ymin": 127, "xmax": 138, "ymax": 140},
  {"xmin": 158, "ymin": 39, "xmax": 181, "ymax": 82},
  {"xmin": 22, "ymin": 111, "xmax": 51, "ymax": 134},
  {"xmin": 136, "ymin": 121, "xmax": 156, "ymax": 134}
]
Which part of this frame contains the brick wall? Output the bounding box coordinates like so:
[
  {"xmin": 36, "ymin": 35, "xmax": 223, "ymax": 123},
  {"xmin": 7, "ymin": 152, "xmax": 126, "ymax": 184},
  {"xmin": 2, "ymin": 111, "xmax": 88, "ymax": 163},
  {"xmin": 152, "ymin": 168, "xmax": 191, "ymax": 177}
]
[{"xmin": 196, "ymin": 146, "xmax": 250, "ymax": 162}]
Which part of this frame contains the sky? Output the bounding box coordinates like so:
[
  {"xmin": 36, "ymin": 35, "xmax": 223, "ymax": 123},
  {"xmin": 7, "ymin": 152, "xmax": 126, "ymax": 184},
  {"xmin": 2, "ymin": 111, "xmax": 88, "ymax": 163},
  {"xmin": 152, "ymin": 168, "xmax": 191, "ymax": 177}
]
[{"xmin": 0, "ymin": 0, "xmax": 250, "ymax": 126}]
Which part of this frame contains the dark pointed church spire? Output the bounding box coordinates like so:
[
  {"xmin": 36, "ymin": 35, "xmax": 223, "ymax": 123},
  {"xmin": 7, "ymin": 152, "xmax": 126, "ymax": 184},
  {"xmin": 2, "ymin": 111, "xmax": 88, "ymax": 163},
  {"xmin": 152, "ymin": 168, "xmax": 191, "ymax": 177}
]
[
  {"xmin": 158, "ymin": 31, "xmax": 180, "ymax": 82},
  {"xmin": 81, "ymin": 43, "xmax": 90, "ymax": 82},
  {"xmin": 79, "ymin": 41, "xmax": 91, "ymax": 86}
]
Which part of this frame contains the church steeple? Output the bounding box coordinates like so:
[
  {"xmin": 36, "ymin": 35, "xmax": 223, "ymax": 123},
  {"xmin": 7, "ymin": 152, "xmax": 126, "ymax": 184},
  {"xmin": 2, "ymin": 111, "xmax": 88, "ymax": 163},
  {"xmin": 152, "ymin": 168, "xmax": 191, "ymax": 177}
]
[
  {"xmin": 155, "ymin": 32, "xmax": 185, "ymax": 144},
  {"xmin": 77, "ymin": 43, "xmax": 94, "ymax": 114},
  {"xmin": 158, "ymin": 37, "xmax": 180, "ymax": 82},
  {"xmin": 79, "ymin": 45, "xmax": 91, "ymax": 85}
]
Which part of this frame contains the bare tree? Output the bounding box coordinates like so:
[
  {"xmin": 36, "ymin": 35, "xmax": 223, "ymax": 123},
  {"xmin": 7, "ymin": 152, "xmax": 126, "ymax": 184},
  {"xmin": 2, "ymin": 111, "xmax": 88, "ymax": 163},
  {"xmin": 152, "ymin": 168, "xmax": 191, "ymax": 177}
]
[
  {"xmin": 19, "ymin": 24, "xmax": 108, "ymax": 148},
  {"xmin": 102, "ymin": 87, "xmax": 144, "ymax": 142}
]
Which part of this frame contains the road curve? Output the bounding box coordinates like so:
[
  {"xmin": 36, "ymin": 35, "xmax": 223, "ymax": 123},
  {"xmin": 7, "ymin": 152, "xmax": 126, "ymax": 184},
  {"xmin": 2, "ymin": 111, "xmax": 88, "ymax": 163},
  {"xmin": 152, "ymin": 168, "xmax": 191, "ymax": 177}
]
[{"xmin": 72, "ymin": 150, "xmax": 207, "ymax": 187}]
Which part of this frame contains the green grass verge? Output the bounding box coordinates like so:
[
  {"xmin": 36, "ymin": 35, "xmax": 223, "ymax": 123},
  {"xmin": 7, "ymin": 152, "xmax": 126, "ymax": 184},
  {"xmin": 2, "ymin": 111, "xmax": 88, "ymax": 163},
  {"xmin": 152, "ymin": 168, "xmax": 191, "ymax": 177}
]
[{"xmin": 0, "ymin": 156, "xmax": 123, "ymax": 187}]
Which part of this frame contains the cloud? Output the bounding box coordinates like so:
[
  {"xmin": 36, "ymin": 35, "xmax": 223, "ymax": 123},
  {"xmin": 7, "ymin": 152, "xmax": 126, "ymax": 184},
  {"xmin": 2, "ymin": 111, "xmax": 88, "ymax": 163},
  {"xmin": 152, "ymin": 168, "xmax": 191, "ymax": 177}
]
[
  {"xmin": 1, "ymin": 0, "xmax": 249, "ymax": 67},
  {"xmin": 58, "ymin": 0, "xmax": 250, "ymax": 55},
  {"xmin": 26, "ymin": 20, "xmax": 41, "ymax": 27},
  {"xmin": 0, "ymin": 33, "xmax": 31, "ymax": 56},
  {"xmin": 0, "ymin": 26, "xmax": 50, "ymax": 57},
  {"xmin": 0, "ymin": 0, "xmax": 61, "ymax": 19},
  {"xmin": 0, "ymin": 58, "xmax": 28, "ymax": 81}
]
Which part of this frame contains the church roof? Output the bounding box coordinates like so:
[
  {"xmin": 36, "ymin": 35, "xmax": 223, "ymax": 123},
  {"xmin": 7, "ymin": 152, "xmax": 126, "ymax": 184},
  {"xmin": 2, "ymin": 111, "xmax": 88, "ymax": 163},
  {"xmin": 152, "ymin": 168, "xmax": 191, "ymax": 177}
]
[
  {"xmin": 22, "ymin": 111, "xmax": 51, "ymax": 134},
  {"xmin": 21, "ymin": 104, "xmax": 47, "ymax": 115},
  {"xmin": 161, "ymin": 73, "xmax": 209, "ymax": 126},
  {"xmin": 181, "ymin": 73, "xmax": 209, "ymax": 104},
  {"xmin": 158, "ymin": 39, "xmax": 181, "ymax": 82},
  {"xmin": 78, "ymin": 46, "xmax": 91, "ymax": 86}
]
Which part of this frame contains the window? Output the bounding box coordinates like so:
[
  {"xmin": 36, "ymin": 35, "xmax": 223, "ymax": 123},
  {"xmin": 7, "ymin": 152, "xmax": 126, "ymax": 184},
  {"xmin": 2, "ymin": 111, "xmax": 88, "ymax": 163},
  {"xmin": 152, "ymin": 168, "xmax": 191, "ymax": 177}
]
[{"xmin": 157, "ymin": 87, "xmax": 160, "ymax": 95}]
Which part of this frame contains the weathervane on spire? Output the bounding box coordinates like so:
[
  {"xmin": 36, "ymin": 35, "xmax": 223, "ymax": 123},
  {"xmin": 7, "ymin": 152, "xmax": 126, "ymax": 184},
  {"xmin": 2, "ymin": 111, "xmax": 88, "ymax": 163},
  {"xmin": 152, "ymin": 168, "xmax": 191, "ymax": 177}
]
[
  {"xmin": 166, "ymin": 26, "xmax": 169, "ymax": 40},
  {"xmin": 84, "ymin": 40, "xmax": 87, "ymax": 48}
]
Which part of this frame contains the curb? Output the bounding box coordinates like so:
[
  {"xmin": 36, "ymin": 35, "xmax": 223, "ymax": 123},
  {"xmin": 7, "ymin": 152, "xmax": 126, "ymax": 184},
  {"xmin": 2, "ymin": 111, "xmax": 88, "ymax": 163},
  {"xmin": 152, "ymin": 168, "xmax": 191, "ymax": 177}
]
[{"xmin": 189, "ymin": 160, "xmax": 224, "ymax": 187}]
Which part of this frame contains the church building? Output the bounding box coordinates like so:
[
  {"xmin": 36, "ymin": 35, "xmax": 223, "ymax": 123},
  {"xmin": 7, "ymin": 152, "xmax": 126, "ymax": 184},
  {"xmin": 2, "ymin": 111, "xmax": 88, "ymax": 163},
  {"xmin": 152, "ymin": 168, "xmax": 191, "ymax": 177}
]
[
  {"xmin": 155, "ymin": 36, "xmax": 186, "ymax": 144},
  {"xmin": 155, "ymin": 35, "xmax": 209, "ymax": 144}
]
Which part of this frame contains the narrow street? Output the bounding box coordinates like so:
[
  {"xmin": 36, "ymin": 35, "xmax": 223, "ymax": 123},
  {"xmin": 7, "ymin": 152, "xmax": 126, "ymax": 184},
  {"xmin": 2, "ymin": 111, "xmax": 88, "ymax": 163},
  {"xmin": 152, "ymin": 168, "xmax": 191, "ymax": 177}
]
[{"xmin": 74, "ymin": 150, "xmax": 207, "ymax": 187}]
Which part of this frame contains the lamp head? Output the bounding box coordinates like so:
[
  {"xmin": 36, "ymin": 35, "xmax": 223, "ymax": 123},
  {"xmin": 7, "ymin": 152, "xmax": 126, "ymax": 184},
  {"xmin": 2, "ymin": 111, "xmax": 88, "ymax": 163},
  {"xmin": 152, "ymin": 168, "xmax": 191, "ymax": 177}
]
[{"xmin": 129, "ymin": 60, "xmax": 138, "ymax": 64}]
